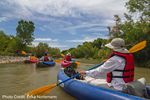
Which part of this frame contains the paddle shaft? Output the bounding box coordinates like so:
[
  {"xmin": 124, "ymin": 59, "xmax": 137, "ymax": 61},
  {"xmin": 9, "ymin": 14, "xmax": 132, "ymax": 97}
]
[{"xmin": 57, "ymin": 62, "xmax": 104, "ymax": 86}]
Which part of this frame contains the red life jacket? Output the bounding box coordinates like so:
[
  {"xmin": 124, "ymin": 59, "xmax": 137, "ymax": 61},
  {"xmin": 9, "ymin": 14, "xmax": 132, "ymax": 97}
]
[
  {"xmin": 65, "ymin": 55, "xmax": 71, "ymax": 61},
  {"xmin": 107, "ymin": 51, "xmax": 134, "ymax": 83},
  {"xmin": 44, "ymin": 56, "xmax": 49, "ymax": 61}
]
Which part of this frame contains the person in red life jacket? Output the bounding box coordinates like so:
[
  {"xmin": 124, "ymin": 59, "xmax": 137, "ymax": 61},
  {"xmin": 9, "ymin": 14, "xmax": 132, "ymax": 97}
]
[
  {"xmin": 65, "ymin": 53, "xmax": 72, "ymax": 61},
  {"xmin": 40, "ymin": 53, "xmax": 53, "ymax": 61},
  {"xmin": 79, "ymin": 38, "xmax": 135, "ymax": 91},
  {"xmin": 63, "ymin": 53, "xmax": 84, "ymax": 80}
]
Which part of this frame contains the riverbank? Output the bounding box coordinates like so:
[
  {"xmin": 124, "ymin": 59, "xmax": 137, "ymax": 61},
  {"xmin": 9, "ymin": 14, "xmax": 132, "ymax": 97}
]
[{"xmin": 0, "ymin": 56, "xmax": 27, "ymax": 64}]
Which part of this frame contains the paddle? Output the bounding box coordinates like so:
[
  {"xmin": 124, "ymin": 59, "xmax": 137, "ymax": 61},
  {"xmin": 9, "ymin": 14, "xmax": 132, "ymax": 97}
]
[
  {"xmin": 129, "ymin": 40, "xmax": 147, "ymax": 53},
  {"xmin": 26, "ymin": 40, "xmax": 147, "ymax": 96},
  {"xmin": 26, "ymin": 63, "xmax": 103, "ymax": 96}
]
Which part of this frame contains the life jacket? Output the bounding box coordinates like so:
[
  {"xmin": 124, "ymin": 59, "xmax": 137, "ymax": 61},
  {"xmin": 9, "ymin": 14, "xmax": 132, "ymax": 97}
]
[
  {"xmin": 44, "ymin": 56, "xmax": 49, "ymax": 61},
  {"xmin": 30, "ymin": 56, "xmax": 37, "ymax": 60},
  {"xmin": 65, "ymin": 55, "xmax": 71, "ymax": 61},
  {"xmin": 107, "ymin": 51, "xmax": 134, "ymax": 83}
]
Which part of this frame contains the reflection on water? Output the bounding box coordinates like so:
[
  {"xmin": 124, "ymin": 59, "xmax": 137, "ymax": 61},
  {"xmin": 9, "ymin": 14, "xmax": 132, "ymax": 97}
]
[{"xmin": 0, "ymin": 63, "xmax": 75, "ymax": 100}]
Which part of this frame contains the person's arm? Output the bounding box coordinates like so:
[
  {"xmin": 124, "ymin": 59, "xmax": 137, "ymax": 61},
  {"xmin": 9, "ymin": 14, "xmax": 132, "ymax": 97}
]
[
  {"xmin": 48, "ymin": 57, "xmax": 53, "ymax": 61},
  {"xmin": 39, "ymin": 56, "xmax": 44, "ymax": 61},
  {"xmin": 85, "ymin": 56, "xmax": 125, "ymax": 78}
]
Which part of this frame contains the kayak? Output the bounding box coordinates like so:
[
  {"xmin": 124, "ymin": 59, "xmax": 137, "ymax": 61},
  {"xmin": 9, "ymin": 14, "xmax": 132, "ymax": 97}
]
[
  {"xmin": 57, "ymin": 69, "xmax": 149, "ymax": 100},
  {"xmin": 24, "ymin": 60, "xmax": 38, "ymax": 63},
  {"xmin": 36, "ymin": 61, "xmax": 55, "ymax": 67},
  {"xmin": 61, "ymin": 60, "xmax": 72, "ymax": 68}
]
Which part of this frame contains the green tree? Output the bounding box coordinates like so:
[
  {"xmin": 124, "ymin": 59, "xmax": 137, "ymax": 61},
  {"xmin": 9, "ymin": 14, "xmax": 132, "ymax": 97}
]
[
  {"xmin": 92, "ymin": 38, "xmax": 104, "ymax": 49},
  {"xmin": 116, "ymin": 0, "xmax": 150, "ymax": 66},
  {"xmin": 126, "ymin": 0, "xmax": 150, "ymax": 20},
  {"xmin": 35, "ymin": 42, "xmax": 49, "ymax": 57},
  {"xmin": 0, "ymin": 31, "xmax": 11, "ymax": 54},
  {"xmin": 16, "ymin": 20, "xmax": 35, "ymax": 50}
]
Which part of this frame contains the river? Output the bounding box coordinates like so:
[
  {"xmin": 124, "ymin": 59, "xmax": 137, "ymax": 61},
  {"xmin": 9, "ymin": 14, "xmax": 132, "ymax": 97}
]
[
  {"xmin": 0, "ymin": 63, "xmax": 75, "ymax": 100},
  {"xmin": 0, "ymin": 63, "xmax": 149, "ymax": 100}
]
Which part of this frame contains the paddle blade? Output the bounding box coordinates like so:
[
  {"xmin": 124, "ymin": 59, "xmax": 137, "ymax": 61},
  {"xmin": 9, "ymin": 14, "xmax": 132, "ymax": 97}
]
[
  {"xmin": 61, "ymin": 54, "xmax": 65, "ymax": 57},
  {"xmin": 75, "ymin": 61, "xmax": 80, "ymax": 66},
  {"xmin": 26, "ymin": 84, "xmax": 57, "ymax": 96},
  {"xmin": 55, "ymin": 59, "xmax": 62, "ymax": 63},
  {"xmin": 129, "ymin": 40, "xmax": 147, "ymax": 53}
]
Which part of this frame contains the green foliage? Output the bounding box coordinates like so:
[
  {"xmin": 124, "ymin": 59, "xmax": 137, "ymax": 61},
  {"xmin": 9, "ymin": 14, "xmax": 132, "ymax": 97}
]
[
  {"xmin": 0, "ymin": 31, "xmax": 10, "ymax": 52},
  {"xmin": 93, "ymin": 38, "xmax": 103, "ymax": 49},
  {"xmin": 112, "ymin": 0, "xmax": 150, "ymax": 66},
  {"xmin": 62, "ymin": 38, "xmax": 107, "ymax": 59},
  {"xmin": 5, "ymin": 37, "xmax": 18, "ymax": 53},
  {"xmin": 32, "ymin": 42, "xmax": 61, "ymax": 58},
  {"xmin": 126, "ymin": 0, "xmax": 150, "ymax": 18},
  {"xmin": 16, "ymin": 20, "xmax": 35, "ymax": 50}
]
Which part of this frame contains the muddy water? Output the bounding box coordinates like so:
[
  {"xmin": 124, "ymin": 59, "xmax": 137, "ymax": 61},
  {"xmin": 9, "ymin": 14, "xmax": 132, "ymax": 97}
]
[
  {"xmin": 0, "ymin": 63, "xmax": 75, "ymax": 100},
  {"xmin": 0, "ymin": 63, "xmax": 149, "ymax": 100}
]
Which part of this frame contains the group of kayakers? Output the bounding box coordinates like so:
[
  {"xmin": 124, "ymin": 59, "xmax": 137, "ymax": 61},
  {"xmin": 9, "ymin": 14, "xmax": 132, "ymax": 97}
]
[
  {"xmin": 27, "ymin": 53, "xmax": 54, "ymax": 62},
  {"xmin": 23, "ymin": 38, "xmax": 149, "ymax": 98},
  {"xmin": 61, "ymin": 38, "xmax": 149, "ymax": 98}
]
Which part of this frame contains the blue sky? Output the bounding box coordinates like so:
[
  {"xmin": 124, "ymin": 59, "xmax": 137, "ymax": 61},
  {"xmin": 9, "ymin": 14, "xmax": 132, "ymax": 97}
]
[{"xmin": 0, "ymin": 0, "xmax": 127, "ymax": 50}]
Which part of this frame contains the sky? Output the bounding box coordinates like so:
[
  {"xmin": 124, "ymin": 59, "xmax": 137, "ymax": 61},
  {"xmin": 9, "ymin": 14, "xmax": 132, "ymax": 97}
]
[{"xmin": 0, "ymin": 0, "xmax": 127, "ymax": 50}]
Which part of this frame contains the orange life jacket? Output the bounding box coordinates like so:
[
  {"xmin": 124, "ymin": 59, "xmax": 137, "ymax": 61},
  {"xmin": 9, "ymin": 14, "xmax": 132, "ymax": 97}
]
[{"xmin": 107, "ymin": 51, "xmax": 134, "ymax": 83}]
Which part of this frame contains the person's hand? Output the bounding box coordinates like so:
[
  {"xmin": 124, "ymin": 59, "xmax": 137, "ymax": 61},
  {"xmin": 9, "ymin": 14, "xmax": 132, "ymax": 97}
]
[{"xmin": 78, "ymin": 69, "xmax": 86, "ymax": 75}]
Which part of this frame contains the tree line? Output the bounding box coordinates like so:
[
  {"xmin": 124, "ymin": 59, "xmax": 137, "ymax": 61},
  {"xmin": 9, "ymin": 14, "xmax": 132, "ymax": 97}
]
[
  {"xmin": 62, "ymin": 0, "xmax": 150, "ymax": 67},
  {"xmin": 0, "ymin": 20, "xmax": 61, "ymax": 58}
]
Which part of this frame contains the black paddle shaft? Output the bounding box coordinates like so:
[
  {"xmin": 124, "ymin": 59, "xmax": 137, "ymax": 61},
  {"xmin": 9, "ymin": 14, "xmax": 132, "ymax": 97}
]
[{"xmin": 57, "ymin": 62, "xmax": 104, "ymax": 86}]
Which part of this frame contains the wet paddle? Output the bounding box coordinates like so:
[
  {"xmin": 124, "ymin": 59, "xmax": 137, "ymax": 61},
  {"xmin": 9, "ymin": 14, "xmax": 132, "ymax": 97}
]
[
  {"xmin": 26, "ymin": 63, "xmax": 103, "ymax": 96},
  {"xmin": 26, "ymin": 40, "xmax": 147, "ymax": 96}
]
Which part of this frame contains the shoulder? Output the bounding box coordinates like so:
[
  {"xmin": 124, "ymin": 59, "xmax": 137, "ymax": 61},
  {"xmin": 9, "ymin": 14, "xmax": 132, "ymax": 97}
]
[{"xmin": 109, "ymin": 55, "xmax": 125, "ymax": 63}]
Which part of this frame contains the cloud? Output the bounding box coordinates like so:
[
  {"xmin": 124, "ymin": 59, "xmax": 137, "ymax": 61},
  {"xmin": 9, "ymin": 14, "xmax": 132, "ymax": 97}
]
[
  {"xmin": 0, "ymin": 0, "xmax": 126, "ymax": 35},
  {"xmin": 0, "ymin": 0, "xmax": 127, "ymax": 50},
  {"xmin": 0, "ymin": 0, "xmax": 127, "ymax": 20},
  {"xmin": 66, "ymin": 35, "xmax": 104, "ymax": 43},
  {"xmin": 34, "ymin": 38, "xmax": 58, "ymax": 42},
  {"xmin": 0, "ymin": 17, "xmax": 7, "ymax": 22}
]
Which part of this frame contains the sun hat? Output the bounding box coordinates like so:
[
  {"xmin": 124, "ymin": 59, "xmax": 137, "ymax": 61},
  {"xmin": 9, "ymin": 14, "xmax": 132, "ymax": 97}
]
[
  {"xmin": 67, "ymin": 53, "xmax": 71, "ymax": 56},
  {"xmin": 105, "ymin": 38, "xmax": 129, "ymax": 53}
]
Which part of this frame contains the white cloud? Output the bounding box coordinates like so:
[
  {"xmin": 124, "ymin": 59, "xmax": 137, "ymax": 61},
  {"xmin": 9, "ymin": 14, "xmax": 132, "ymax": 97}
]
[
  {"xmin": 0, "ymin": 17, "xmax": 7, "ymax": 22},
  {"xmin": 0, "ymin": 0, "xmax": 127, "ymax": 50},
  {"xmin": 66, "ymin": 36, "xmax": 98, "ymax": 43},
  {"xmin": 0, "ymin": 0, "xmax": 127, "ymax": 20},
  {"xmin": 34, "ymin": 38, "xmax": 58, "ymax": 42}
]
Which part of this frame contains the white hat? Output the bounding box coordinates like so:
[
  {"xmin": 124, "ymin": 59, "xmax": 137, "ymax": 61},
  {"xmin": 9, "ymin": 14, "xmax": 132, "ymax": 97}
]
[
  {"xmin": 105, "ymin": 38, "xmax": 129, "ymax": 53},
  {"xmin": 67, "ymin": 53, "xmax": 71, "ymax": 56}
]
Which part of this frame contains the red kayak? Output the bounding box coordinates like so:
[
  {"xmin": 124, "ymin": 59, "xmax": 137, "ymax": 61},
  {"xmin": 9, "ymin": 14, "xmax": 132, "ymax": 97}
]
[
  {"xmin": 30, "ymin": 60, "xmax": 38, "ymax": 63},
  {"xmin": 61, "ymin": 60, "xmax": 72, "ymax": 68}
]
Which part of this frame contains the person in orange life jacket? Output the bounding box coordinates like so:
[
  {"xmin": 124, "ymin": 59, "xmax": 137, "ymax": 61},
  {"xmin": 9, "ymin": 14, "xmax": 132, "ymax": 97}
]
[
  {"xmin": 80, "ymin": 38, "xmax": 135, "ymax": 91},
  {"xmin": 40, "ymin": 53, "xmax": 53, "ymax": 61}
]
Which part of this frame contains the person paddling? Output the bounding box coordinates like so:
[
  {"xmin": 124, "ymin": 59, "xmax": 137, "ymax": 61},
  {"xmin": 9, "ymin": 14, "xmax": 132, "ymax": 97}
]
[
  {"xmin": 63, "ymin": 53, "xmax": 84, "ymax": 80},
  {"xmin": 40, "ymin": 53, "xmax": 53, "ymax": 62},
  {"xmin": 80, "ymin": 38, "xmax": 135, "ymax": 91},
  {"xmin": 64, "ymin": 53, "xmax": 72, "ymax": 61}
]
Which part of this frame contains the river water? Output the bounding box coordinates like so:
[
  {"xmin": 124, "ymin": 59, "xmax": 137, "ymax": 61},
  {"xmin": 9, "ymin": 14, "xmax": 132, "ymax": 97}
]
[
  {"xmin": 0, "ymin": 63, "xmax": 149, "ymax": 100},
  {"xmin": 0, "ymin": 63, "xmax": 75, "ymax": 100}
]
